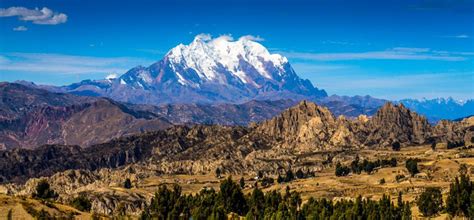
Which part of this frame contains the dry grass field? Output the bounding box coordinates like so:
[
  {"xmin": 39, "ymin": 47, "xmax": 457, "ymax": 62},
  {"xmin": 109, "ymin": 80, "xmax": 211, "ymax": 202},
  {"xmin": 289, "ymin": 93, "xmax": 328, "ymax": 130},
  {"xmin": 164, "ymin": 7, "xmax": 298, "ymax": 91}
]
[{"xmin": 1, "ymin": 143, "xmax": 472, "ymax": 219}]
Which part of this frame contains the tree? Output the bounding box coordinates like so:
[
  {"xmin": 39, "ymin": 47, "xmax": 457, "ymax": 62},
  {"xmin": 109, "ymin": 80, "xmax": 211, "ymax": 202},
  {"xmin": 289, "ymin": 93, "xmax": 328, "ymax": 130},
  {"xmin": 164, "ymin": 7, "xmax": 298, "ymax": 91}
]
[
  {"xmin": 257, "ymin": 171, "xmax": 264, "ymax": 179},
  {"xmin": 335, "ymin": 162, "xmax": 350, "ymax": 177},
  {"xmin": 123, "ymin": 178, "xmax": 132, "ymax": 189},
  {"xmin": 33, "ymin": 180, "xmax": 58, "ymax": 200},
  {"xmin": 417, "ymin": 187, "xmax": 443, "ymax": 217},
  {"xmin": 379, "ymin": 178, "xmax": 385, "ymax": 185},
  {"xmin": 219, "ymin": 176, "xmax": 248, "ymax": 215},
  {"xmin": 239, "ymin": 177, "xmax": 245, "ymax": 189},
  {"xmin": 446, "ymin": 164, "xmax": 473, "ymax": 217},
  {"xmin": 285, "ymin": 170, "xmax": 294, "ymax": 182},
  {"xmin": 7, "ymin": 209, "xmax": 12, "ymax": 220},
  {"xmin": 392, "ymin": 141, "xmax": 401, "ymax": 151},
  {"xmin": 405, "ymin": 158, "xmax": 419, "ymax": 177},
  {"xmin": 71, "ymin": 195, "xmax": 92, "ymax": 212},
  {"xmin": 277, "ymin": 174, "xmax": 284, "ymax": 184},
  {"xmin": 295, "ymin": 169, "xmax": 305, "ymax": 179}
]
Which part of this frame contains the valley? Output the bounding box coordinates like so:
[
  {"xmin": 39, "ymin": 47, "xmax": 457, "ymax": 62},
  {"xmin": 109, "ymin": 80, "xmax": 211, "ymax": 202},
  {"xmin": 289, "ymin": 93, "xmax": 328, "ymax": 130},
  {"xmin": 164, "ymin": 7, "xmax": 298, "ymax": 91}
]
[
  {"xmin": 1, "ymin": 143, "xmax": 473, "ymax": 219},
  {"xmin": 0, "ymin": 98, "xmax": 472, "ymax": 219}
]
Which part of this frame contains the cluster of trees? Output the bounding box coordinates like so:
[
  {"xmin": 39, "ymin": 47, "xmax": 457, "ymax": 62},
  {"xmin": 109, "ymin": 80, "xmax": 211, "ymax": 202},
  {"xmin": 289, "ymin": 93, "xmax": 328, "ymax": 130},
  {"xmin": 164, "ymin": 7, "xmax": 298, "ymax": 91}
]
[
  {"xmin": 139, "ymin": 176, "xmax": 412, "ymax": 220},
  {"xmin": 446, "ymin": 164, "xmax": 473, "ymax": 217},
  {"xmin": 416, "ymin": 164, "xmax": 474, "ymax": 218},
  {"xmin": 335, "ymin": 157, "xmax": 397, "ymax": 176},
  {"xmin": 447, "ymin": 140, "xmax": 466, "ymax": 149},
  {"xmin": 276, "ymin": 169, "xmax": 313, "ymax": 184}
]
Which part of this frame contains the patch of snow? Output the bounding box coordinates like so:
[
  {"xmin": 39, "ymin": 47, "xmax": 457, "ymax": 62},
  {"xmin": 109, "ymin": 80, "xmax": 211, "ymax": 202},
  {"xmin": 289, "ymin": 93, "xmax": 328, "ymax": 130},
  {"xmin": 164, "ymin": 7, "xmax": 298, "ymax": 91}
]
[{"xmin": 165, "ymin": 34, "xmax": 289, "ymax": 86}]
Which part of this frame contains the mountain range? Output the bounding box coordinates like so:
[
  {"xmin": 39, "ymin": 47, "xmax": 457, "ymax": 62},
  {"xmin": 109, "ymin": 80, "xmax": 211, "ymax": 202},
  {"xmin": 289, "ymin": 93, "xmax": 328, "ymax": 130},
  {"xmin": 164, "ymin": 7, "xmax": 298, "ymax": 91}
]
[{"xmin": 14, "ymin": 35, "xmax": 471, "ymax": 123}]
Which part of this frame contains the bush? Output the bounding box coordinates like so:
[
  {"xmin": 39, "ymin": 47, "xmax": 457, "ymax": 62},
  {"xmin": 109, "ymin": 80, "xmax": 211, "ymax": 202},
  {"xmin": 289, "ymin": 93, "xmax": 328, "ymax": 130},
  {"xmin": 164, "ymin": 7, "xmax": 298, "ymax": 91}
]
[
  {"xmin": 395, "ymin": 174, "xmax": 405, "ymax": 182},
  {"xmin": 392, "ymin": 142, "xmax": 401, "ymax": 151},
  {"xmin": 295, "ymin": 169, "xmax": 305, "ymax": 179},
  {"xmin": 335, "ymin": 162, "xmax": 350, "ymax": 177},
  {"xmin": 379, "ymin": 178, "xmax": 385, "ymax": 185},
  {"xmin": 417, "ymin": 187, "xmax": 443, "ymax": 217},
  {"xmin": 71, "ymin": 195, "xmax": 92, "ymax": 212},
  {"xmin": 405, "ymin": 158, "xmax": 419, "ymax": 177},
  {"xmin": 123, "ymin": 178, "xmax": 132, "ymax": 189},
  {"xmin": 33, "ymin": 180, "xmax": 58, "ymax": 200},
  {"xmin": 447, "ymin": 140, "xmax": 465, "ymax": 149}
]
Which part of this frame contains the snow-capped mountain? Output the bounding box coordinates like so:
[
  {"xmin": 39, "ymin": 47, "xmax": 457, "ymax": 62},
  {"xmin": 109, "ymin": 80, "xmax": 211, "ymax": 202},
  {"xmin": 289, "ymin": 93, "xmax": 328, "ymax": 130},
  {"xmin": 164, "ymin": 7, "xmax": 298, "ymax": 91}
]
[
  {"xmin": 399, "ymin": 97, "xmax": 474, "ymax": 121},
  {"xmin": 57, "ymin": 34, "xmax": 326, "ymax": 104}
]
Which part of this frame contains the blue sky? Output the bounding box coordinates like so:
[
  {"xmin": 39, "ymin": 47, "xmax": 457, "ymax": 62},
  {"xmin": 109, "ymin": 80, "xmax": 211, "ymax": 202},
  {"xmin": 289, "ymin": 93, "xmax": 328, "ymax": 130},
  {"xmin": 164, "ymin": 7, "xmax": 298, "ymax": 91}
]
[{"xmin": 0, "ymin": 0, "xmax": 473, "ymax": 100}]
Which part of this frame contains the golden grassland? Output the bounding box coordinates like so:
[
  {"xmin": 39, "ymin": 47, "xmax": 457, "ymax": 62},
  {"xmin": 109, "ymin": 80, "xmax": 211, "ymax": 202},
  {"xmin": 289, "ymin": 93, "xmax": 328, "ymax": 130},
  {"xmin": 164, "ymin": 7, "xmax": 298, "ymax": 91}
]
[{"xmin": 1, "ymin": 144, "xmax": 473, "ymax": 219}]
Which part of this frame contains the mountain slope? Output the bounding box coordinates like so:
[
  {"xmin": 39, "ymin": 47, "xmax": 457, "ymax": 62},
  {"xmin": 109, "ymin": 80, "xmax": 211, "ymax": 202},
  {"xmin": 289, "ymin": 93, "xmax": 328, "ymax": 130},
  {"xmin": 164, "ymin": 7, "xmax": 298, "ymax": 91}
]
[
  {"xmin": 2, "ymin": 101, "xmax": 471, "ymax": 183},
  {"xmin": 51, "ymin": 35, "xmax": 326, "ymax": 104},
  {"xmin": 0, "ymin": 83, "xmax": 171, "ymax": 149}
]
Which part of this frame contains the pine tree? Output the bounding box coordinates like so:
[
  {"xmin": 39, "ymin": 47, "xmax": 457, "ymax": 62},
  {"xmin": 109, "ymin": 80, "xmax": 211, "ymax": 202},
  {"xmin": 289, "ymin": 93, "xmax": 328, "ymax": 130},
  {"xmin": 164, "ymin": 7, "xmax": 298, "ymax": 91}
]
[
  {"xmin": 417, "ymin": 187, "xmax": 443, "ymax": 217},
  {"xmin": 239, "ymin": 177, "xmax": 245, "ymax": 189}
]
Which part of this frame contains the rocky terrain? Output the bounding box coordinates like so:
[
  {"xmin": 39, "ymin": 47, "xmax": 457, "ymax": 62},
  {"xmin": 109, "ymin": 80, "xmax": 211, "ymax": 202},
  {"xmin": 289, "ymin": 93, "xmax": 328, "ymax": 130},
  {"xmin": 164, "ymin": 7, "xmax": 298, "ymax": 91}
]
[
  {"xmin": 0, "ymin": 83, "xmax": 171, "ymax": 150},
  {"xmin": 0, "ymin": 100, "xmax": 473, "ymax": 217},
  {"xmin": 1, "ymin": 82, "xmax": 392, "ymax": 150},
  {"xmin": 1, "ymin": 100, "xmax": 472, "ymax": 183}
]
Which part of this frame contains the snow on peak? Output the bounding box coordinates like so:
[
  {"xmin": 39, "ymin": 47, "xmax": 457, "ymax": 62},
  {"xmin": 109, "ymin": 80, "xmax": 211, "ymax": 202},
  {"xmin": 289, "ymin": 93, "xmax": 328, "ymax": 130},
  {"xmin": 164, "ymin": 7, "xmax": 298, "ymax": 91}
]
[
  {"xmin": 106, "ymin": 73, "xmax": 118, "ymax": 80},
  {"xmin": 166, "ymin": 34, "xmax": 289, "ymax": 85}
]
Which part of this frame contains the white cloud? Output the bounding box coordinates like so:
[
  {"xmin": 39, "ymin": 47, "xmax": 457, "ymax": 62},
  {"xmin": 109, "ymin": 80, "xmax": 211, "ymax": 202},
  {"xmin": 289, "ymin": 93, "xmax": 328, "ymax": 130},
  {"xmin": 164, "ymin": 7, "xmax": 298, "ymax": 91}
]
[
  {"xmin": 281, "ymin": 47, "xmax": 472, "ymax": 62},
  {"xmin": 12, "ymin": 25, "xmax": 27, "ymax": 31},
  {"xmin": 0, "ymin": 52, "xmax": 154, "ymax": 75},
  {"xmin": 0, "ymin": 7, "xmax": 67, "ymax": 25},
  {"xmin": 239, "ymin": 35, "xmax": 265, "ymax": 42},
  {"xmin": 193, "ymin": 33, "xmax": 212, "ymax": 41},
  {"xmin": 442, "ymin": 34, "xmax": 470, "ymax": 39},
  {"xmin": 106, "ymin": 73, "xmax": 118, "ymax": 80}
]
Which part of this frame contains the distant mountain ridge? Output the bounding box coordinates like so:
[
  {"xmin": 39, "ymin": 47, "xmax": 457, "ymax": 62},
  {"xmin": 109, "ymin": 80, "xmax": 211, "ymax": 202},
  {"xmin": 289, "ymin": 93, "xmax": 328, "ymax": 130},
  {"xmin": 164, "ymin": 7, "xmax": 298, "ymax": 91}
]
[{"xmin": 398, "ymin": 98, "xmax": 474, "ymax": 121}]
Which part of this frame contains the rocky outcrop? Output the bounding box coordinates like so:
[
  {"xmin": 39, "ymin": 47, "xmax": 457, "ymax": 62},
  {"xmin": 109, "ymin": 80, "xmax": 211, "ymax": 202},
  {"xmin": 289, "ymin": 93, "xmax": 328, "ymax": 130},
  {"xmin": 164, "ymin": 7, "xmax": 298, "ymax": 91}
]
[{"xmin": 363, "ymin": 103, "xmax": 432, "ymax": 147}]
